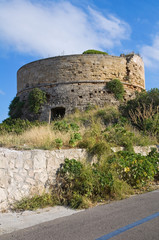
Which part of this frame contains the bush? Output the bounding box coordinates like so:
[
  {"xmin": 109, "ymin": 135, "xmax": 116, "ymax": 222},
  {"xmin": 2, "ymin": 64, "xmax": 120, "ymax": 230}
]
[
  {"xmin": 95, "ymin": 107, "xmax": 120, "ymax": 125},
  {"xmin": 54, "ymin": 138, "xmax": 63, "ymax": 149},
  {"xmin": 106, "ymin": 79, "xmax": 124, "ymax": 100},
  {"xmin": 104, "ymin": 125, "xmax": 134, "ymax": 151},
  {"xmin": 0, "ymin": 118, "xmax": 41, "ymax": 134},
  {"xmin": 122, "ymin": 88, "xmax": 159, "ymax": 137},
  {"xmin": 53, "ymin": 120, "xmax": 79, "ymax": 132},
  {"xmin": 54, "ymin": 157, "xmax": 133, "ymax": 208},
  {"xmin": 28, "ymin": 88, "xmax": 46, "ymax": 114},
  {"xmin": 89, "ymin": 141, "xmax": 111, "ymax": 158},
  {"xmin": 92, "ymin": 162, "xmax": 113, "ymax": 199},
  {"xmin": 55, "ymin": 158, "xmax": 94, "ymax": 208},
  {"xmin": 82, "ymin": 49, "xmax": 108, "ymax": 55},
  {"xmin": 9, "ymin": 96, "xmax": 24, "ymax": 118},
  {"xmin": 108, "ymin": 150, "xmax": 159, "ymax": 187},
  {"xmin": 69, "ymin": 133, "xmax": 82, "ymax": 147}
]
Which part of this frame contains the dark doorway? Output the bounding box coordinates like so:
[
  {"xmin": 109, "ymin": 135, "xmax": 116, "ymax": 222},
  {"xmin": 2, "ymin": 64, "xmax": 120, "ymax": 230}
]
[{"xmin": 51, "ymin": 107, "xmax": 65, "ymax": 120}]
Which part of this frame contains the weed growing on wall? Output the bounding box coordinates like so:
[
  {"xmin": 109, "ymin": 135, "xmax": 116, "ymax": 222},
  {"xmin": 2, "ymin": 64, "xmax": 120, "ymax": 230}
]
[
  {"xmin": 28, "ymin": 88, "xmax": 47, "ymax": 114},
  {"xmin": 82, "ymin": 49, "xmax": 108, "ymax": 55},
  {"xmin": 9, "ymin": 96, "xmax": 24, "ymax": 118},
  {"xmin": 106, "ymin": 79, "xmax": 124, "ymax": 100}
]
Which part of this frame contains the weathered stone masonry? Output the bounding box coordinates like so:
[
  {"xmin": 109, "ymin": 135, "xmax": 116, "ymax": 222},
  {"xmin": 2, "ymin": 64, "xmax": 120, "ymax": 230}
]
[{"xmin": 17, "ymin": 54, "xmax": 145, "ymax": 121}]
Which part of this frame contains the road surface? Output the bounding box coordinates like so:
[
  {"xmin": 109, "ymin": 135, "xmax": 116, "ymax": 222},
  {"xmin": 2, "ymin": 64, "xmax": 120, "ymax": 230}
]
[{"xmin": 1, "ymin": 190, "xmax": 159, "ymax": 240}]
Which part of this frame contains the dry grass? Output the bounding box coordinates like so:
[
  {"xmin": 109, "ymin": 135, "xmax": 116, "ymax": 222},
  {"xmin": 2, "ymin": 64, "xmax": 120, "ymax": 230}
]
[
  {"xmin": 0, "ymin": 133, "xmax": 22, "ymax": 148},
  {"xmin": 0, "ymin": 125, "xmax": 71, "ymax": 150},
  {"xmin": 0, "ymin": 105, "xmax": 157, "ymax": 150},
  {"xmin": 124, "ymin": 123, "xmax": 158, "ymax": 146}
]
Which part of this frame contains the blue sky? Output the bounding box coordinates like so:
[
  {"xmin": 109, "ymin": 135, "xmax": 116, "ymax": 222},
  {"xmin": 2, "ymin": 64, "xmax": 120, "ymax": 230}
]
[{"xmin": 0, "ymin": 0, "xmax": 159, "ymax": 123}]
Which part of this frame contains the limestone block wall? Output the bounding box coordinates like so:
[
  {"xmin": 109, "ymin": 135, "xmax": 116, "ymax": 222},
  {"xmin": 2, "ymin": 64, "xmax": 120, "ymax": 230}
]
[
  {"xmin": 0, "ymin": 145, "xmax": 157, "ymax": 212},
  {"xmin": 0, "ymin": 148, "xmax": 87, "ymax": 211}
]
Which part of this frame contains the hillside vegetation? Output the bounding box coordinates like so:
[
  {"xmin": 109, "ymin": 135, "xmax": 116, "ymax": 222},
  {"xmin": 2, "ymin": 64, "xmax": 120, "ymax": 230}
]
[
  {"xmin": 0, "ymin": 88, "xmax": 159, "ymax": 150},
  {"xmin": 1, "ymin": 88, "xmax": 159, "ymax": 210}
]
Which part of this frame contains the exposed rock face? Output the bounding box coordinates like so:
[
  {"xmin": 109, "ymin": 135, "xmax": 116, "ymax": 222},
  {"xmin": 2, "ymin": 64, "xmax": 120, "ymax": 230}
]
[{"xmin": 17, "ymin": 53, "xmax": 145, "ymax": 121}]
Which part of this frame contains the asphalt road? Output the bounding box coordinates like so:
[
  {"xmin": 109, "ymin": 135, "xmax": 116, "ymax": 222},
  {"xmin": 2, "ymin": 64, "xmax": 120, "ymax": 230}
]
[{"xmin": 1, "ymin": 190, "xmax": 159, "ymax": 240}]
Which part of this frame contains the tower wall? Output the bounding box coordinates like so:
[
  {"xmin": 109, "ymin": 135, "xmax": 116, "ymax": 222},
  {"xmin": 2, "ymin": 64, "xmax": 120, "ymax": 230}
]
[{"xmin": 17, "ymin": 54, "xmax": 145, "ymax": 121}]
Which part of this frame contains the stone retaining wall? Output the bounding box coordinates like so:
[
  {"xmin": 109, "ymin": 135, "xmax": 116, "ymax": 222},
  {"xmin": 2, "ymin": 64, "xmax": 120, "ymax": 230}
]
[
  {"xmin": 0, "ymin": 146, "xmax": 157, "ymax": 211},
  {"xmin": 0, "ymin": 148, "xmax": 87, "ymax": 211}
]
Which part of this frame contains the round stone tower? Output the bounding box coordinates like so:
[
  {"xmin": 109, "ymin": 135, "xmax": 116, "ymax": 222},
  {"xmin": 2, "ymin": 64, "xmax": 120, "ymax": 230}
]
[{"xmin": 17, "ymin": 53, "xmax": 145, "ymax": 122}]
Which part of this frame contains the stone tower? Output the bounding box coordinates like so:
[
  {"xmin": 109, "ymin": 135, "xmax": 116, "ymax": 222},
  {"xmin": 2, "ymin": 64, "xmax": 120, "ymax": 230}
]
[{"xmin": 17, "ymin": 53, "xmax": 145, "ymax": 121}]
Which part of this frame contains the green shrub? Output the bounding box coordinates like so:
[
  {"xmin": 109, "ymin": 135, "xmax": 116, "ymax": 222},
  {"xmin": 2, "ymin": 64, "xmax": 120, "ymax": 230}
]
[
  {"xmin": 82, "ymin": 49, "xmax": 108, "ymax": 55},
  {"xmin": 89, "ymin": 141, "xmax": 111, "ymax": 158},
  {"xmin": 69, "ymin": 133, "xmax": 82, "ymax": 147},
  {"xmin": 92, "ymin": 162, "xmax": 113, "ymax": 199},
  {"xmin": 53, "ymin": 120, "xmax": 79, "ymax": 132},
  {"xmin": 9, "ymin": 96, "xmax": 24, "ymax": 118},
  {"xmin": 54, "ymin": 157, "xmax": 133, "ymax": 208},
  {"xmin": 122, "ymin": 88, "xmax": 159, "ymax": 136},
  {"xmin": 95, "ymin": 107, "xmax": 120, "ymax": 125},
  {"xmin": 70, "ymin": 193, "xmax": 91, "ymax": 209},
  {"xmin": 103, "ymin": 123, "xmax": 155, "ymax": 148},
  {"xmin": 111, "ymin": 177, "xmax": 133, "ymax": 199},
  {"xmin": 108, "ymin": 151, "xmax": 159, "ymax": 187},
  {"xmin": 59, "ymin": 158, "xmax": 83, "ymax": 176},
  {"xmin": 54, "ymin": 138, "xmax": 63, "ymax": 149},
  {"xmin": 28, "ymin": 88, "xmax": 46, "ymax": 114},
  {"xmin": 55, "ymin": 159, "xmax": 94, "ymax": 207},
  {"xmin": 106, "ymin": 79, "xmax": 124, "ymax": 100},
  {"xmin": 0, "ymin": 118, "xmax": 42, "ymax": 134}
]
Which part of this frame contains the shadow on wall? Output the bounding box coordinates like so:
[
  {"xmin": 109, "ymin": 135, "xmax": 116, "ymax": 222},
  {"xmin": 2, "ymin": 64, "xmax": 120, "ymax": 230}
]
[{"xmin": 51, "ymin": 107, "xmax": 65, "ymax": 120}]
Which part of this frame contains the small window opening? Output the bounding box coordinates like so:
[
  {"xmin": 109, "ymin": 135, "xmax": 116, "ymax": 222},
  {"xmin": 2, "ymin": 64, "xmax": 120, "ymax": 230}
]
[
  {"xmin": 51, "ymin": 107, "xmax": 65, "ymax": 120},
  {"xmin": 46, "ymin": 94, "xmax": 50, "ymax": 101},
  {"xmin": 71, "ymin": 89, "xmax": 74, "ymax": 92},
  {"xmin": 79, "ymin": 96, "xmax": 83, "ymax": 99}
]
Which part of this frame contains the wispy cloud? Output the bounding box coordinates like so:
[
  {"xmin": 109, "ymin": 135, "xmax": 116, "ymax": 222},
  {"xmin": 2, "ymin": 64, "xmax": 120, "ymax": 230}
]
[
  {"xmin": 0, "ymin": 0, "xmax": 130, "ymax": 57},
  {"xmin": 0, "ymin": 89, "xmax": 5, "ymax": 95},
  {"xmin": 141, "ymin": 34, "xmax": 159, "ymax": 68}
]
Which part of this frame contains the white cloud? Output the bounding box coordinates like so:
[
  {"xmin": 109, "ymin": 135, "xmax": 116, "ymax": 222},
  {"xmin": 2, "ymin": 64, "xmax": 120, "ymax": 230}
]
[
  {"xmin": 141, "ymin": 35, "xmax": 159, "ymax": 68},
  {"xmin": 0, "ymin": 89, "xmax": 5, "ymax": 95},
  {"xmin": 0, "ymin": 0, "xmax": 130, "ymax": 57}
]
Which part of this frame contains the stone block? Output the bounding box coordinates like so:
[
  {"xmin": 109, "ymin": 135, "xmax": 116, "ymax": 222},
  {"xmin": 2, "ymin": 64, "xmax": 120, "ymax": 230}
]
[
  {"xmin": 32, "ymin": 151, "xmax": 47, "ymax": 170},
  {"xmin": 0, "ymin": 152, "xmax": 7, "ymax": 169},
  {"xmin": 0, "ymin": 170, "xmax": 8, "ymax": 188},
  {"xmin": 0, "ymin": 188, "xmax": 7, "ymax": 203}
]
